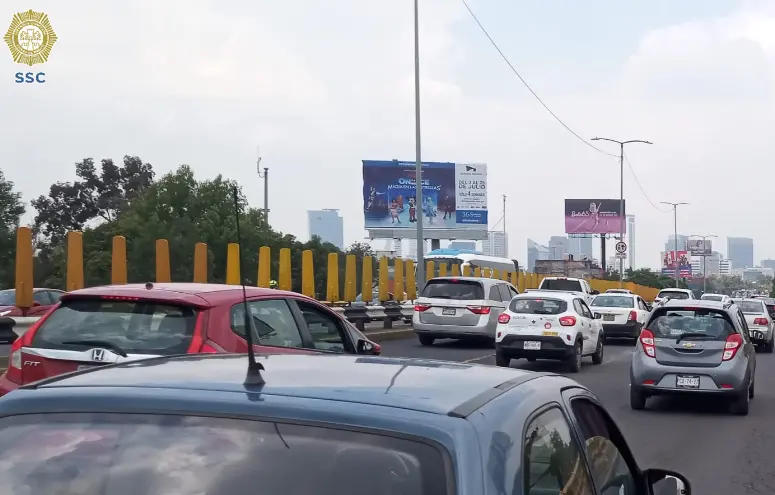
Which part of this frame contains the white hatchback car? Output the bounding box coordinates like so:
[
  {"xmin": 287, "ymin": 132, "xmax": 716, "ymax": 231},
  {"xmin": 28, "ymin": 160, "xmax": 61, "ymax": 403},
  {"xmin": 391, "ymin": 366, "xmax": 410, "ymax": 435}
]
[{"xmin": 495, "ymin": 291, "xmax": 604, "ymax": 373}]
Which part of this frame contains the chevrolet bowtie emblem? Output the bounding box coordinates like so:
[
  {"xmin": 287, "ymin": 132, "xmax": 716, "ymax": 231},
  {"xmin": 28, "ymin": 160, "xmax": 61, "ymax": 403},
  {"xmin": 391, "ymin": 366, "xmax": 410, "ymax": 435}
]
[
  {"xmin": 531, "ymin": 320, "xmax": 536, "ymax": 324},
  {"xmin": 682, "ymin": 342, "xmax": 696, "ymax": 348}
]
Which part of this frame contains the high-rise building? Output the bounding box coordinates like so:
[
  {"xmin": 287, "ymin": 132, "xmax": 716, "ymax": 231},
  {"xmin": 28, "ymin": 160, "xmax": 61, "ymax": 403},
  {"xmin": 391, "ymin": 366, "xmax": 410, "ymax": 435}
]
[
  {"xmin": 448, "ymin": 241, "xmax": 476, "ymax": 251},
  {"xmin": 527, "ymin": 239, "xmax": 551, "ymax": 272},
  {"xmin": 761, "ymin": 259, "xmax": 775, "ymax": 270},
  {"xmin": 483, "ymin": 232, "xmax": 508, "ymax": 258},
  {"xmin": 691, "ymin": 251, "xmax": 721, "ymax": 276},
  {"xmin": 548, "ymin": 236, "xmax": 569, "ymax": 259},
  {"xmin": 307, "ymin": 209, "xmax": 344, "ymax": 250},
  {"xmin": 568, "ymin": 236, "xmax": 594, "ymax": 260},
  {"xmin": 719, "ymin": 259, "xmax": 732, "ymax": 276},
  {"xmin": 727, "ymin": 237, "xmax": 754, "ymax": 269},
  {"xmin": 626, "ymin": 215, "xmax": 635, "ymax": 269},
  {"xmin": 407, "ymin": 239, "xmax": 427, "ymax": 261},
  {"xmin": 664, "ymin": 235, "xmax": 688, "ymax": 253}
]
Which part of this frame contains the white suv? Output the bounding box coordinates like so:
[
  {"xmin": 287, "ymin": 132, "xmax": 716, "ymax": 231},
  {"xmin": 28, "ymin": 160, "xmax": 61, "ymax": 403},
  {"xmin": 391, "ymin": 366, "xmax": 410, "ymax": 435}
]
[
  {"xmin": 653, "ymin": 288, "xmax": 695, "ymax": 305},
  {"xmin": 495, "ymin": 291, "xmax": 604, "ymax": 373}
]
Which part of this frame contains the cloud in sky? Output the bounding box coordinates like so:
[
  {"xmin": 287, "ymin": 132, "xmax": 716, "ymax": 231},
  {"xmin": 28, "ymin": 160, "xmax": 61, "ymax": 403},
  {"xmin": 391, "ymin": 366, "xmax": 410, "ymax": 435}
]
[{"xmin": 1, "ymin": 0, "xmax": 775, "ymax": 268}]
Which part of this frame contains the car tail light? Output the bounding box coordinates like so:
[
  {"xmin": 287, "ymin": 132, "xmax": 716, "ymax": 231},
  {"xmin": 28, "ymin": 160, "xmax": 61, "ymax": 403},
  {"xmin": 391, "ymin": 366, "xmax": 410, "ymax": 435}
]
[
  {"xmin": 559, "ymin": 316, "xmax": 576, "ymax": 326},
  {"xmin": 722, "ymin": 334, "xmax": 743, "ymax": 361},
  {"xmin": 753, "ymin": 318, "xmax": 768, "ymax": 325},
  {"xmin": 467, "ymin": 306, "xmax": 491, "ymax": 315},
  {"xmin": 6, "ymin": 310, "xmax": 49, "ymax": 384},
  {"xmin": 628, "ymin": 311, "xmax": 637, "ymax": 321},
  {"xmin": 186, "ymin": 312, "xmax": 208, "ymax": 353},
  {"xmin": 640, "ymin": 329, "xmax": 656, "ymax": 358},
  {"xmin": 498, "ymin": 313, "xmax": 511, "ymax": 324},
  {"xmin": 414, "ymin": 304, "xmax": 431, "ymax": 312}
]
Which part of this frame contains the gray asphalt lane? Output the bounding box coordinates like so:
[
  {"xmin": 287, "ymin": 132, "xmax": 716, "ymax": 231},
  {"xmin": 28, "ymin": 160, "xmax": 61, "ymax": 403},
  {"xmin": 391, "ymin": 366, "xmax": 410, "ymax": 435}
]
[{"xmin": 380, "ymin": 336, "xmax": 775, "ymax": 495}]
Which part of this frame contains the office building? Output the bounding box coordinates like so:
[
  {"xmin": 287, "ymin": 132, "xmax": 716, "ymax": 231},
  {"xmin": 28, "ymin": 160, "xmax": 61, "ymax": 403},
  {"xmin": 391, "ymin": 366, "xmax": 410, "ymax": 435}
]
[
  {"xmin": 718, "ymin": 259, "xmax": 732, "ymax": 276},
  {"xmin": 568, "ymin": 236, "xmax": 594, "ymax": 261},
  {"xmin": 626, "ymin": 215, "xmax": 635, "ymax": 269},
  {"xmin": 548, "ymin": 236, "xmax": 569, "ymax": 260},
  {"xmin": 664, "ymin": 235, "xmax": 688, "ymax": 253},
  {"xmin": 407, "ymin": 239, "xmax": 428, "ymax": 261},
  {"xmin": 448, "ymin": 241, "xmax": 476, "ymax": 251},
  {"xmin": 307, "ymin": 209, "xmax": 344, "ymax": 250},
  {"xmin": 527, "ymin": 239, "xmax": 551, "ymax": 272},
  {"xmin": 760, "ymin": 259, "xmax": 775, "ymax": 271},
  {"xmin": 393, "ymin": 239, "xmax": 403, "ymax": 259},
  {"xmin": 727, "ymin": 237, "xmax": 754, "ymax": 269},
  {"xmin": 690, "ymin": 251, "xmax": 721, "ymax": 276},
  {"xmin": 483, "ymin": 232, "xmax": 509, "ymax": 258}
]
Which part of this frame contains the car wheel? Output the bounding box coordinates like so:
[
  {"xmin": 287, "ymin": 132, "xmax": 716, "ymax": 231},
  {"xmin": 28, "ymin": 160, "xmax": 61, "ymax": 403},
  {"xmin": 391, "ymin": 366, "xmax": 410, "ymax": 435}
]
[
  {"xmin": 418, "ymin": 335, "xmax": 435, "ymax": 346},
  {"xmin": 730, "ymin": 387, "xmax": 750, "ymax": 416},
  {"xmin": 568, "ymin": 341, "xmax": 582, "ymax": 373},
  {"xmin": 749, "ymin": 377, "xmax": 755, "ymax": 399},
  {"xmin": 629, "ymin": 387, "xmax": 646, "ymax": 410},
  {"xmin": 495, "ymin": 349, "xmax": 511, "ymax": 367},
  {"xmin": 592, "ymin": 334, "xmax": 604, "ymax": 365},
  {"xmin": 527, "ymin": 357, "xmax": 536, "ymax": 362},
  {"xmin": 765, "ymin": 338, "xmax": 774, "ymax": 353}
]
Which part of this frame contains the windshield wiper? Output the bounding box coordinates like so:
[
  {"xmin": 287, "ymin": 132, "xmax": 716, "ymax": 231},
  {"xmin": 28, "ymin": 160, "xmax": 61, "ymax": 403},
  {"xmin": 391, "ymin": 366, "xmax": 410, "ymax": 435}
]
[
  {"xmin": 675, "ymin": 333, "xmax": 711, "ymax": 344},
  {"xmin": 61, "ymin": 340, "xmax": 128, "ymax": 357}
]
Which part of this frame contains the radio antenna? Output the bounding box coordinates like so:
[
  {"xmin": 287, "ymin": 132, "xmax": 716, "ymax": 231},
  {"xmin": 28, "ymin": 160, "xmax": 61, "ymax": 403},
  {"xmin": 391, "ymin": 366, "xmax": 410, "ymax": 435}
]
[{"xmin": 232, "ymin": 186, "xmax": 265, "ymax": 385}]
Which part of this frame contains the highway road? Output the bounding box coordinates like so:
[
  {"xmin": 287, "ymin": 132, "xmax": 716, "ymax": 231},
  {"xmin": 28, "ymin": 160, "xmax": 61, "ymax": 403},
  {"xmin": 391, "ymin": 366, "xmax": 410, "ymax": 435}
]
[{"xmin": 381, "ymin": 336, "xmax": 775, "ymax": 495}]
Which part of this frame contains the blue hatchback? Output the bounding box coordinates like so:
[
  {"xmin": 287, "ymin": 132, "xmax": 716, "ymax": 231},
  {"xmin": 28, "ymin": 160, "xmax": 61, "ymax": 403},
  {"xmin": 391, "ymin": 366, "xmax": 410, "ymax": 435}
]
[{"xmin": 0, "ymin": 353, "xmax": 690, "ymax": 495}]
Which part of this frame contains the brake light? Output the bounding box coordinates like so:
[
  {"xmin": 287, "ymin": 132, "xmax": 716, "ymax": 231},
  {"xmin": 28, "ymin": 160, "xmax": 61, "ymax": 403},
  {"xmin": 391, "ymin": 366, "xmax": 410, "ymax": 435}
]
[
  {"xmin": 498, "ymin": 313, "xmax": 510, "ymax": 324},
  {"xmin": 185, "ymin": 312, "xmax": 207, "ymax": 353},
  {"xmin": 99, "ymin": 296, "xmax": 141, "ymax": 301},
  {"xmin": 640, "ymin": 329, "xmax": 656, "ymax": 358},
  {"xmin": 5, "ymin": 306, "xmax": 51, "ymax": 384},
  {"xmin": 628, "ymin": 311, "xmax": 637, "ymax": 322},
  {"xmin": 753, "ymin": 318, "xmax": 768, "ymax": 326},
  {"xmin": 467, "ymin": 306, "xmax": 491, "ymax": 315},
  {"xmin": 414, "ymin": 304, "xmax": 431, "ymax": 312},
  {"xmin": 559, "ymin": 316, "xmax": 576, "ymax": 326},
  {"xmin": 722, "ymin": 334, "xmax": 743, "ymax": 361}
]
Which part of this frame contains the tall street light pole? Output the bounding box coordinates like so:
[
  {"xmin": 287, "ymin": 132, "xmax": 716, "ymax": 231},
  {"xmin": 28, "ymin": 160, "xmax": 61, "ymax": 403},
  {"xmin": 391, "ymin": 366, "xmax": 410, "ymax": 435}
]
[
  {"xmin": 591, "ymin": 137, "xmax": 652, "ymax": 288},
  {"xmin": 661, "ymin": 201, "xmax": 689, "ymax": 287},
  {"xmin": 413, "ymin": 0, "xmax": 426, "ymax": 292},
  {"xmin": 689, "ymin": 234, "xmax": 717, "ymax": 294}
]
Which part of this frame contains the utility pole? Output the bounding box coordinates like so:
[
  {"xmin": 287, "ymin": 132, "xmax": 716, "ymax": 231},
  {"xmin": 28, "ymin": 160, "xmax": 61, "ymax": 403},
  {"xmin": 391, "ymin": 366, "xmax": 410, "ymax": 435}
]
[
  {"xmin": 689, "ymin": 234, "xmax": 717, "ymax": 294},
  {"xmin": 591, "ymin": 137, "xmax": 652, "ymax": 288},
  {"xmin": 256, "ymin": 148, "xmax": 269, "ymax": 228},
  {"xmin": 413, "ymin": 0, "xmax": 425, "ymax": 292},
  {"xmin": 502, "ymin": 194, "xmax": 506, "ymax": 249},
  {"xmin": 661, "ymin": 202, "xmax": 689, "ymax": 287}
]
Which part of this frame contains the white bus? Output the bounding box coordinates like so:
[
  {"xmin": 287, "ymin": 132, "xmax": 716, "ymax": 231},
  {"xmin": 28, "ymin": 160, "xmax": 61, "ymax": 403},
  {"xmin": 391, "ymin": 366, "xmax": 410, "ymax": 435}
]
[{"xmin": 422, "ymin": 248, "xmax": 518, "ymax": 278}]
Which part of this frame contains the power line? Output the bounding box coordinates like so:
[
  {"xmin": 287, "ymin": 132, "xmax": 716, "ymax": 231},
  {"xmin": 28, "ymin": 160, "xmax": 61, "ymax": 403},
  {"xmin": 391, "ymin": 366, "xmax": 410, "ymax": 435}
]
[
  {"xmin": 459, "ymin": 0, "xmax": 617, "ymax": 158},
  {"xmin": 623, "ymin": 152, "xmax": 670, "ymax": 212}
]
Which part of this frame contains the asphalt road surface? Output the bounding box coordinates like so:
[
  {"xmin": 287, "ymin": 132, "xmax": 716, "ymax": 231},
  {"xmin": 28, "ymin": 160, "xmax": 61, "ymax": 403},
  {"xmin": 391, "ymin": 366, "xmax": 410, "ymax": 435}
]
[{"xmin": 381, "ymin": 335, "xmax": 775, "ymax": 495}]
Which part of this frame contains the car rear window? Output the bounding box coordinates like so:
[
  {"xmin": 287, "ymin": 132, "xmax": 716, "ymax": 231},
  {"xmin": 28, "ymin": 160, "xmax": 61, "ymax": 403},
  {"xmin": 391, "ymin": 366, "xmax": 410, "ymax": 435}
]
[
  {"xmin": 657, "ymin": 290, "xmax": 689, "ymax": 300},
  {"xmin": 31, "ymin": 299, "xmax": 198, "ymax": 355},
  {"xmin": 590, "ymin": 296, "xmax": 633, "ymax": 308},
  {"xmin": 0, "ymin": 412, "xmax": 448, "ymax": 495},
  {"xmin": 422, "ymin": 280, "xmax": 484, "ymax": 300},
  {"xmin": 539, "ymin": 279, "xmax": 582, "ymax": 292},
  {"xmin": 509, "ymin": 297, "xmax": 567, "ymax": 315},
  {"xmin": 0, "ymin": 290, "xmax": 15, "ymax": 306},
  {"xmin": 737, "ymin": 301, "xmax": 765, "ymax": 314},
  {"xmin": 647, "ymin": 308, "xmax": 735, "ymax": 341}
]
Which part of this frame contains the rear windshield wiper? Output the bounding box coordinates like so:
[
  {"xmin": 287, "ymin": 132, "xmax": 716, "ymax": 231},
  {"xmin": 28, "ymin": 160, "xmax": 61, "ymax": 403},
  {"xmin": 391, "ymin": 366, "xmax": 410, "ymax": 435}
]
[
  {"xmin": 675, "ymin": 333, "xmax": 712, "ymax": 344},
  {"xmin": 60, "ymin": 340, "xmax": 128, "ymax": 357}
]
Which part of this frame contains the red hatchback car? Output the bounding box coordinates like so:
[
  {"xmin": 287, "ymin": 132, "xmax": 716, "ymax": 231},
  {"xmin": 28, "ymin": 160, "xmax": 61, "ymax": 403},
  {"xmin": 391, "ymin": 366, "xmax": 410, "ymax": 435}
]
[
  {"xmin": 0, "ymin": 283, "xmax": 380, "ymax": 396},
  {"xmin": 0, "ymin": 288, "xmax": 65, "ymax": 317}
]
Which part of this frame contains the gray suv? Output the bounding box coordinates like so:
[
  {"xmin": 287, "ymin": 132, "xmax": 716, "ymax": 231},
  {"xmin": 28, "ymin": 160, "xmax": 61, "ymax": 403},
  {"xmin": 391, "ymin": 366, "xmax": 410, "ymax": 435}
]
[
  {"xmin": 630, "ymin": 299, "xmax": 756, "ymax": 415},
  {"xmin": 412, "ymin": 276, "xmax": 519, "ymax": 345}
]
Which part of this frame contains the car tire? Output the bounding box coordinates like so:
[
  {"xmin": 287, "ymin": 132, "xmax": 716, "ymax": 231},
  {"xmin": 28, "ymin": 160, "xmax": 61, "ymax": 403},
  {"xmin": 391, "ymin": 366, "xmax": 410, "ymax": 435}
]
[
  {"xmin": 765, "ymin": 338, "xmax": 774, "ymax": 353},
  {"xmin": 592, "ymin": 335, "xmax": 604, "ymax": 365},
  {"xmin": 629, "ymin": 387, "xmax": 646, "ymax": 410},
  {"xmin": 527, "ymin": 357, "xmax": 536, "ymax": 362},
  {"xmin": 418, "ymin": 335, "xmax": 435, "ymax": 346},
  {"xmin": 730, "ymin": 387, "xmax": 750, "ymax": 416},
  {"xmin": 749, "ymin": 377, "xmax": 755, "ymax": 399},
  {"xmin": 495, "ymin": 349, "xmax": 511, "ymax": 368},
  {"xmin": 568, "ymin": 341, "xmax": 582, "ymax": 373}
]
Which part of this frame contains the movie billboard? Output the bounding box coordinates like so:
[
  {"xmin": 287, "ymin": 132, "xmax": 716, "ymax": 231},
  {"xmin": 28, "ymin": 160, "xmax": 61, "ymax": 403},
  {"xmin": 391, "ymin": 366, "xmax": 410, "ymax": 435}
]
[
  {"xmin": 362, "ymin": 160, "xmax": 488, "ymax": 230},
  {"xmin": 661, "ymin": 250, "xmax": 692, "ymax": 278},
  {"xmin": 688, "ymin": 238, "xmax": 713, "ymax": 256},
  {"xmin": 564, "ymin": 199, "xmax": 626, "ymax": 235}
]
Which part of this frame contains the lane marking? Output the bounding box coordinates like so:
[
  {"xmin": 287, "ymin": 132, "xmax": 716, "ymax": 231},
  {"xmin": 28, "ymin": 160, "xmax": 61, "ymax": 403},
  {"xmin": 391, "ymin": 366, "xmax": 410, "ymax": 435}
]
[{"xmin": 462, "ymin": 353, "xmax": 495, "ymax": 363}]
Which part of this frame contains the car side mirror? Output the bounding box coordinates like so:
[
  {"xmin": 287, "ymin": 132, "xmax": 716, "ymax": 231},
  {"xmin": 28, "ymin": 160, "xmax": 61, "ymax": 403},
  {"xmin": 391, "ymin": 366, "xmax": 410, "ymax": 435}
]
[
  {"xmin": 594, "ymin": 312, "xmax": 602, "ymax": 319},
  {"xmin": 356, "ymin": 339, "xmax": 381, "ymax": 355},
  {"xmin": 644, "ymin": 468, "xmax": 691, "ymax": 495},
  {"xmin": 32, "ymin": 301, "xmax": 41, "ymax": 307},
  {"xmin": 591, "ymin": 290, "xmax": 600, "ymax": 295}
]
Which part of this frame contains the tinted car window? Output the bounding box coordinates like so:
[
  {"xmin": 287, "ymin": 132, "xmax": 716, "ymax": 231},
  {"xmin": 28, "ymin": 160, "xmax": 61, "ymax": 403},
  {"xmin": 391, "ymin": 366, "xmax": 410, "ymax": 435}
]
[
  {"xmin": 590, "ymin": 296, "xmax": 634, "ymax": 308},
  {"xmin": 700, "ymin": 295, "xmax": 723, "ymax": 302},
  {"xmin": 656, "ymin": 290, "xmax": 689, "ymax": 300},
  {"xmin": 0, "ymin": 413, "xmax": 448, "ymax": 495},
  {"xmin": 488, "ymin": 285, "xmax": 502, "ymax": 302},
  {"xmin": 735, "ymin": 300, "xmax": 766, "ymax": 314},
  {"xmin": 32, "ymin": 291, "xmax": 52, "ymax": 305},
  {"xmin": 296, "ymin": 301, "xmax": 347, "ymax": 353},
  {"xmin": 496, "ymin": 284, "xmax": 512, "ymax": 302},
  {"xmin": 48, "ymin": 290, "xmax": 64, "ymax": 303},
  {"xmin": 540, "ymin": 279, "xmax": 583, "ymax": 292},
  {"xmin": 232, "ymin": 299, "xmax": 303, "ymax": 348},
  {"xmin": 422, "ymin": 280, "xmax": 484, "ymax": 300},
  {"xmin": 647, "ymin": 308, "xmax": 736, "ymax": 341},
  {"xmin": 0, "ymin": 290, "xmax": 15, "ymax": 306},
  {"xmin": 32, "ymin": 299, "xmax": 197, "ymax": 354},
  {"xmin": 510, "ymin": 297, "xmax": 567, "ymax": 315}
]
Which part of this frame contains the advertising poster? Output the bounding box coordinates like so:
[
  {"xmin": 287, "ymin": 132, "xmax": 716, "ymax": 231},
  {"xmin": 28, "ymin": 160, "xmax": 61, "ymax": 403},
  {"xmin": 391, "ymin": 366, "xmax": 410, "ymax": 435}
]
[
  {"xmin": 362, "ymin": 160, "xmax": 488, "ymax": 230},
  {"xmin": 564, "ymin": 199, "xmax": 626, "ymax": 235},
  {"xmin": 687, "ymin": 238, "xmax": 712, "ymax": 256},
  {"xmin": 661, "ymin": 250, "xmax": 692, "ymax": 278}
]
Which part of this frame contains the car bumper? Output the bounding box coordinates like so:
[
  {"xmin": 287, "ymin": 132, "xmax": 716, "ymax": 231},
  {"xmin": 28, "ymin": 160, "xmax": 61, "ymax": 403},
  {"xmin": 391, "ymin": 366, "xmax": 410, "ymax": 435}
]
[
  {"xmin": 748, "ymin": 327, "xmax": 772, "ymax": 344},
  {"xmin": 496, "ymin": 334, "xmax": 574, "ymax": 360},
  {"xmin": 0, "ymin": 373, "xmax": 19, "ymax": 397},
  {"xmin": 413, "ymin": 321, "xmax": 493, "ymax": 339},
  {"xmin": 602, "ymin": 321, "xmax": 641, "ymax": 338},
  {"xmin": 630, "ymin": 352, "xmax": 748, "ymax": 395}
]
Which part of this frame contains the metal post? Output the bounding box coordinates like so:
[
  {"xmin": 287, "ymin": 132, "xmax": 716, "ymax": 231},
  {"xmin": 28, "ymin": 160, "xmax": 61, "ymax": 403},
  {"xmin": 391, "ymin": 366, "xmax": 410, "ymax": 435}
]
[
  {"xmin": 413, "ymin": 0, "xmax": 425, "ymax": 291},
  {"xmin": 673, "ymin": 206, "xmax": 679, "ymax": 286},
  {"xmin": 703, "ymin": 254, "xmax": 707, "ymax": 293},
  {"xmin": 262, "ymin": 167, "xmax": 269, "ymax": 227},
  {"xmin": 502, "ymin": 194, "xmax": 506, "ymax": 257},
  {"xmin": 618, "ymin": 142, "xmax": 624, "ymax": 287}
]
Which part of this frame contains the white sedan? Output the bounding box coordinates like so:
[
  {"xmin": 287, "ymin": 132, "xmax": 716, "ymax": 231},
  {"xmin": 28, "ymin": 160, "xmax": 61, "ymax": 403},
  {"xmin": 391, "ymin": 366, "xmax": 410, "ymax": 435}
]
[{"xmin": 589, "ymin": 293, "xmax": 650, "ymax": 341}]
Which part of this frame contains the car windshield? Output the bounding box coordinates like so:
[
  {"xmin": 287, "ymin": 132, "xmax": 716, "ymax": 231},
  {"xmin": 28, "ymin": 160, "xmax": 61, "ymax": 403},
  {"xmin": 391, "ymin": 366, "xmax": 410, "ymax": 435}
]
[
  {"xmin": 0, "ymin": 290, "xmax": 15, "ymax": 306},
  {"xmin": 736, "ymin": 300, "xmax": 765, "ymax": 314},
  {"xmin": 539, "ymin": 279, "xmax": 582, "ymax": 292},
  {"xmin": 0, "ymin": 413, "xmax": 447, "ymax": 495},
  {"xmin": 590, "ymin": 296, "xmax": 633, "ymax": 308},
  {"xmin": 509, "ymin": 297, "xmax": 567, "ymax": 315},
  {"xmin": 649, "ymin": 308, "xmax": 735, "ymax": 341},
  {"xmin": 700, "ymin": 295, "xmax": 723, "ymax": 302},
  {"xmin": 657, "ymin": 290, "xmax": 689, "ymax": 300},
  {"xmin": 422, "ymin": 280, "xmax": 483, "ymax": 300},
  {"xmin": 31, "ymin": 298, "xmax": 198, "ymax": 355}
]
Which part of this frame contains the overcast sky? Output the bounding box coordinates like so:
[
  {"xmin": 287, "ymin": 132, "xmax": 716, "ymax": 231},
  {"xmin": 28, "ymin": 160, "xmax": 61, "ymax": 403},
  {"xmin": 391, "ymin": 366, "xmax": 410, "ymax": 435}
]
[{"xmin": 1, "ymin": 0, "xmax": 774, "ymax": 269}]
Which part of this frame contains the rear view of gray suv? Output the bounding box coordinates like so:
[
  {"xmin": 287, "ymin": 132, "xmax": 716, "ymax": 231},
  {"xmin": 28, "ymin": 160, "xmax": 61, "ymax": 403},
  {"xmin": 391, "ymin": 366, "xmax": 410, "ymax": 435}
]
[
  {"xmin": 412, "ymin": 276, "xmax": 519, "ymax": 345},
  {"xmin": 630, "ymin": 299, "xmax": 756, "ymax": 415}
]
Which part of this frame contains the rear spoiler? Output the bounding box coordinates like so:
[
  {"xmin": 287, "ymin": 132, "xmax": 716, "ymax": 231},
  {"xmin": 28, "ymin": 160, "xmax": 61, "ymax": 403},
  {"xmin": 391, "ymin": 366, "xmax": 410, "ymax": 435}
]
[{"xmin": 525, "ymin": 289, "xmax": 584, "ymax": 297}]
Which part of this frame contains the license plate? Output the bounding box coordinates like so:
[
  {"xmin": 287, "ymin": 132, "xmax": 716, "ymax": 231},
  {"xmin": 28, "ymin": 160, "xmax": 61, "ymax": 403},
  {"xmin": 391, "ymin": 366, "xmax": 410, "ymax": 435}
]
[
  {"xmin": 676, "ymin": 375, "xmax": 700, "ymax": 388},
  {"xmin": 523, "ymin": 341, "xmax": 541, "ymax": 350},
  {"xmin": 603, "ymin": 314, "xmax": 615, "ymax": 321},
  {"xmin": 753, "ymin": 331, "xmax": 764, "ymax": 340},
  {"xmin": 442, "ymin": 308, "xmax": 456, "ymax": 316}
]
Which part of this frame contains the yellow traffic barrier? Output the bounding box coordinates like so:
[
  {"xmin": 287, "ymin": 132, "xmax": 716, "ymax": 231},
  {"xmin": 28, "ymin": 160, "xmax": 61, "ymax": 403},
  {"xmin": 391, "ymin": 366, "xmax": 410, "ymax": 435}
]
[
  {"xmin": 462, "ymin": 265, "xmax": 471, "ymax": 276},
  {"xmin": 492, "ymin": 269, "xmax": 499, "ymax": 279},
  {"xmin": 405, "ymin": 259, "xmax": 416, "ymax": 300},
  {"xmin": 226, "ymin": 243, "xmax": 240, "ymax": 285},
  {"xmin": 394, "ymin": 259, "xmax": 405, "ymax": 301},
  {"xmin": 112, "ymin": 235, "xmax": 128, "ymax": 285},
  {"xmin": 257, "ymin": 246, "xmax": 271, "ymax": 288},
  {"xmin": 426, "ymin": 261, "xmax": 434, "ymax": 282},
  {"xmin": 155, "ymin": 239, "xmax": 171, "ymax": 283},
  {"xmin": 451, "ymin": 264, "xmax": 460, "ymax": 276},
  {"xmin": 439, "ymin": 263, "xmax": 448, "ymax": 277},
  {"xmin": 326, "ymin": 253, "xmax": 339, "ymax": 302},
  {"xmin": 15, "ymin": 227, "xmax": 33, "ymax": 309},
  {"xmin": 278, "ymin": 248, "xmax": 292, "ymax": 291},
  {"xmin": 344, "ymin": 255, "xmax": 357, "ymax": 302},
  {"xmin": 483, "ymin": 268, "xmax": 492, "ymax": 278},
  {"xmin": 510, "ymin": 271, "xmax": 518, "ymax": 286},
  {"xmin": 362, "ymin": 256, "xmax": 373, "ymax": 301},
  {"xmin": 378, "ymin": 256, "xmax": 389, "ymax": 302},
  {"xmin": 301, "ymin": 250, "xmax": 315, "ymax": 297},
  {"xmin": 66, "ymin": 231, "xmax": 84, "ymax": 291},
  {"xmin": 474, "ymin": 266, "xmax": 481, "ymax": 277},
  {"xmin": 193, "ymin": 242, "xmax": 207, "ymax": 283}
]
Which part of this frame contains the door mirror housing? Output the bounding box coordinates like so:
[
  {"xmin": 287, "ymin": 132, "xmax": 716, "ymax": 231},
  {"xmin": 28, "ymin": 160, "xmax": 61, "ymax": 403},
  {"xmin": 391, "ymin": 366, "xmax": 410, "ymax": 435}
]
[
  {"xmin": 356, "ymin": 339, "xmax": 381, "ymax": 355},
  {"xmin": 590, "ymin": 290, "xmax": 600, "ymax": 295},
  {"xmin": 594, "ymin": 312, "xmax": 602, "ymax": 319},
  {"xmin": 644, "ymin": 468, "xmax": 691, "ymax": 495}
]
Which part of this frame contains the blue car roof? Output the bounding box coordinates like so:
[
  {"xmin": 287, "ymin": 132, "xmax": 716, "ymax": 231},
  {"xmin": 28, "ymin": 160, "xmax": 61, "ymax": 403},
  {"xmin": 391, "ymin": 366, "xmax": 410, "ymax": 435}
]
[{"xmin": 15, "ymin": 354, "xmax": 548, "ymax": 417}]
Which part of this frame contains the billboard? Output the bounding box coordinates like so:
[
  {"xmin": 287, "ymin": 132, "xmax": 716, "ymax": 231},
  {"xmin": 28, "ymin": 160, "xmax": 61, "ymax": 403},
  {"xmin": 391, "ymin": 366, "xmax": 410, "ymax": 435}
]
[
  {"xmin": 362, "ymin": 160, "xmax": 488, "ymax": 231},
  {"xmin": 564, "ymin": 199, "xmax": 626, "ymax": 235},
  {"xmin": 661, "ymin": 250, "xmax": 692, "ymax": 278},
  {"xmin": 688, "ymin": 238, "xmax": 713, "ymax": 256}
]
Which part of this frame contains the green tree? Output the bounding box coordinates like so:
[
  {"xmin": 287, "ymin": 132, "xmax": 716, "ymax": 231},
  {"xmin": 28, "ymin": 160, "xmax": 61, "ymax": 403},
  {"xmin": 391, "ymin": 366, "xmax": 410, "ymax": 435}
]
[{"xmin": 0, "ymin": 170, "xmax": 26, "ymax": 288}]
